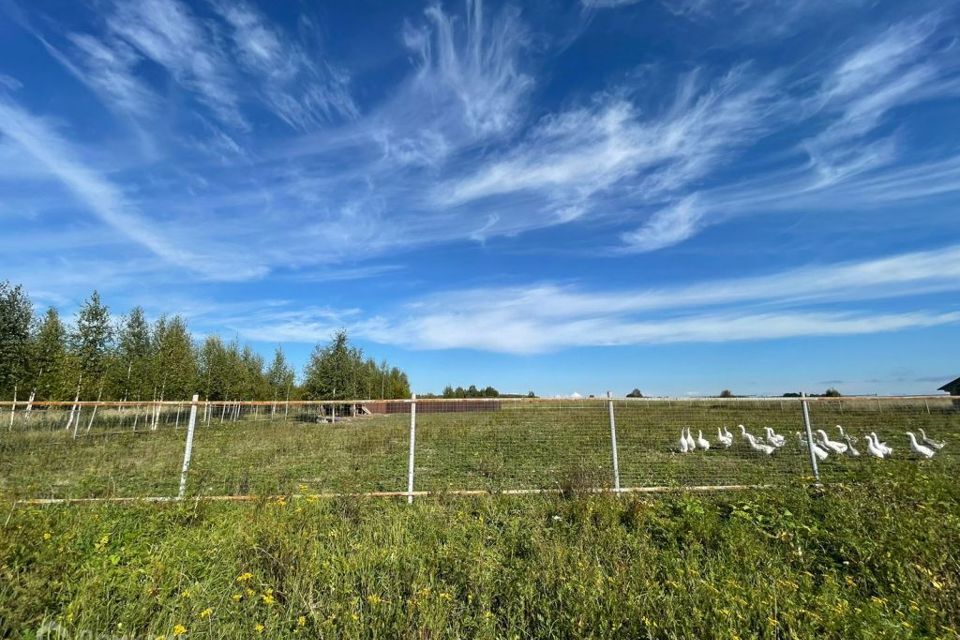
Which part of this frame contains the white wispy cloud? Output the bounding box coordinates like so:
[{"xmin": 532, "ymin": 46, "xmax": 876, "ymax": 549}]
[
  {"xmin": 33, "ymin": 0, "xmax": 357, "ymax": 137},
  {"xmin": 366, "ymin": 309, "xmax": 959, "ymax": 353},
  {"xmin": 0, "ymin": 96, "xmax": 262, "ymax": 280},
  {"xmin": 804, "ymin": 14, "xmax": 958, "ymax": 181},
  {"xmin": 616, "ymin": 11, "xmax": 960, "ymax": 252},
  {"xmin": 106, "ymin": 0, "xmax": 247, "ymax": 129},
  {"xmin": 212, "ymin": 0, "xmax": 358, "ymax": 128},
  {"xmin": 6, "ymin": 0, "xmax": 960, "ymax": 290},
  {"xmin": 220, "ymin": 244, "xmax": 960, "ymax": 352},
  {"xmin": 373, "ymin": 0, "xmax": 532, "ymax": 167},
  {"xmin": 64, "ymin": 34, "xmax": 157, "ymax": 119},
  {"xmin": 406, "ymin": 0, "xmax": 532, "ymax": 137},
  {"xmin": 438, "ymin": 65, "xmax": 780, "ymax": 227},
  {"xmin": 620, "ymin": 195, "xmax": 705, "ymax": 252}
]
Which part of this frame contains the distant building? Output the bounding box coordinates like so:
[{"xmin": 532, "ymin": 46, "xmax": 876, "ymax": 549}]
[{"xmin": 939, "ymin": 376, "xmax": 960, "ymax": 396}]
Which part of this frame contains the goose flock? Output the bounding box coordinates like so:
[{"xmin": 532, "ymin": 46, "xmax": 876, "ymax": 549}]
[{"xmin": 675, "ymin": 423, "xmax": 946, "ymax": 460}]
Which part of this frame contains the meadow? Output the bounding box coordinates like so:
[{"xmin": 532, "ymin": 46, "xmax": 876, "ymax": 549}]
[
  {"xmin": 2, "ymin": 469, "xmax": 959, "ymax": 638},
  {"xmin": 1, "ymin": 397, "xmax": 958, "ymax": 638},
  {"xmin": 1, "ymin": 397, "xmax": 957, "ymax": 501}
]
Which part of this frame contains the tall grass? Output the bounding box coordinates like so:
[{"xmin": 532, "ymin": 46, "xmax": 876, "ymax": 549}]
[
  {"xmin": 2, "ymin": 466, "xmax": 958, "ymax": 638},
  {"xmin": 2, "ymin": 400, "xmax": 957, "ymax": 500}
]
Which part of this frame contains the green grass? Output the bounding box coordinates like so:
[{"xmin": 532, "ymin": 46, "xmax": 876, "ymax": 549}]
[
  {"xmin": 1, "ymin": 400, "xmax": 958, "ymax": 637},
  {"xmin": 2, "ymin": 467, "xmax": 959, "ymax": 638},
  {"xmin": 1, "ymin": 399, "xmax": 958, "ymax": 500}
]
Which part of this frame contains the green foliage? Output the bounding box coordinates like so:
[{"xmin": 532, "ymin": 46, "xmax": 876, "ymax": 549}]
[
  {"xmin": 626, "ymin": 388, "xmax": 643, "ymax": 398},
  {"xmin": 198, "ymin": 338, "xmax": 275, "ymax": 401},
  {"xmin": 152, "ymin": 316, "xmax": 197, "ymax": 400},
  {"xmin": 70, "ymin": 291, "xmax": 113, "ymax": 394},
  {"xmin": 30, "ymin": 308, "xmax": 69, "ymax": 400},
  {"xmin": 0, "ymin": 280, "xmax": 33, "ymax": 397},
  {"xmin": 112, "ymin": 306, "xmax": 152, "ymax": 401},
  {"xmin": 266, "ymin": 348, "xmax": 296, "ymax": 400},
  {"xmin": 442, "ymin": 384, "xmax": 501, "ymax": 398},
  {"xmin": 303, "ymin": 330, "xmax": 409, "ymax": 400},
  {"xmin": 2, "ymin": 473, "xmax": 959, "ymax": 638},
  {"xmin": 0, "ymin": 282, "xmax": 411, "ymax": 401}
]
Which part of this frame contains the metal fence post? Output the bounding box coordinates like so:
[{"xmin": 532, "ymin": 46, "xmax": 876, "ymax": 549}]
[
  {"xmin": 607, "ymin": 391, "xmax": 621, "ymax": 495},
  {"xmin": 8, "ymin": 386, "xmax": 16, "ymax": 431},
  {"xmin": 800, "ymin": 393, "xmax": 820, "ymax": 483},
  {"xmin": 407, "ymin": 393, "xmax": 417, "ymax": 504},
  {"xmin": 178, "ymin": 394, "xmax": 199, "ymax": 499}
]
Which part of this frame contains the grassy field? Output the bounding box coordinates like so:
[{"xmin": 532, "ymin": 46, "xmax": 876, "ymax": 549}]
[
  {"xmin": 1, "ymin": 398, "xmax": 957, "ymax": 500},
  {"xmin": 1, "ymin": 399, "xmax": 958, "ymax": 637},
  {"xmin": 2, "ymin": 467, "xmax": 959, "ymax": 638}
]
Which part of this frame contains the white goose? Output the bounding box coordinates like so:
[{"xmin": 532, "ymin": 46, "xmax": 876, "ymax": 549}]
[
  {"xmin": 865, "ymin": 433, "xmax": 886, "ymax": 459},
  {"xmin": 918, "ymin": 428, "xmax": 946, "ymax": 451},
  {"xmin": 685, "ymin": 427, "xmax": 697, "ymax": 452},
  {"xmin": 816, "ymin": 429, "xmax": 848, "ymax": 455},
  {"xmin": 678, "ymin": 429, "xmax": 689, "ymax": 453},
  {"xmin": 836, "ymin": 424, "xmax": 846, "ymax": 439},
  {"xmin": 723, "ymin": 425, "xmax": 734, "ymax": 442},
  {"xmin": 796, "ymin": 431, "xmax": 807, "ymax": 448},
  {"xmin": 738, "ymin": 424, "xmax": 755, "ymax": 442},
  {"xmin": 810, "ymin": 440, "xmax": 830, "ymax": 461},
  {"xmin": 763, "ymin": 427, "xmax": 786, "ymax": 448},
  {"xmin": 696, "ymin": 430, "xmax": 710, "ymax": 451},
  {"xmin": 843, "ymin": 434, "xmax": 860, "ymax": 457},
  {"xmin": 744, "ymin": 433, "xmax": 775, "ymax": 455},
  {"xmin": 870, "ymin": 432, "xmax": 893, "ymax": 456},
  {"xmin": 717, "ymin": 426, "xmax": 733, "ymax": 448},
  {"xmin": 906, "ymin": 432, "xmax": 936, "ymax": 459}
]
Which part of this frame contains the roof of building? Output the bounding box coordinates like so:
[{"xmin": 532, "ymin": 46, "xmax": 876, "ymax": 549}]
[{"xmin": 939, "ymin": 376, "xmax": 960, "ymax": 392}]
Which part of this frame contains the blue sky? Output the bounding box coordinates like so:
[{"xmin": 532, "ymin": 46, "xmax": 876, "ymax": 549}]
[{"xmin": 1, "ymin": 0, "xmax": 959, "ymax": 397}]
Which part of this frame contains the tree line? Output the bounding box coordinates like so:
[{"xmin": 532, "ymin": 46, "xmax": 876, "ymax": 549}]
[
  {"xmin": 415, "ymin": 386, "xmax": 536, "ymax": 399},
  {"xmin": 0, "ymin": 282, "xmax": 410, "ymax": 402}
]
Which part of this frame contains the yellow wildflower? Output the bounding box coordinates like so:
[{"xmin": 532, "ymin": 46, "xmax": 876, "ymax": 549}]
[
  {"xmin": 172, "ymin": 625, "xmax": 187, "ymax": 636},
  {"xmin": 297, "ymin": 616, "xmax": 306, "ymax": 627},
  {"xmin": 43, "ymin": 532, "xmax": 52, "ymax": 540},
  {"xmin": 231, "ymin": 593, "xmax": 242, "ymax": 602},
  {"xmin": 262, "ymin": 593, "xmax": 275, "ymax": 606},
  {"xmin": 199, "ymin": 607, "xmax": 213, "ymax": 619},
  {"xmin": 255, "ymin": 623, "xmax": 265, "ymax": 633},
  {"xmin": 236, "ymin": 572, "xmax": 253, "ymax": 583},
  {"xmin": 366, "ymin": 594, "xmax": 383, "ymax": 605}
]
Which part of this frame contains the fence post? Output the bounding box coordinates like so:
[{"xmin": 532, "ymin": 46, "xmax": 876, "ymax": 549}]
[
  {"xmin": 607, "ymin": 391, "xmax": 621, "ymax": 495},
  {"xmin": 178, "ymin": 394, "xmax": 199, "ymax": 499},
  {"xmin": 8, "ymin": 385, "xmax": 15, "ymax": 431},
  {"xmin": 407, "ymin": 393, "xmax": 417, "ymax": 504},
  {"xmin": 85, "ymin": 384, "xmax": 103, "ymax": 433},
  {"xmin": 800, "ymin": 393, "xmax": 820, "ymax": 484}
]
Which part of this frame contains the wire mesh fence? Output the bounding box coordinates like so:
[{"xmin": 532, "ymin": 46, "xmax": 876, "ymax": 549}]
[{"xmin": 1, "ymin": 394, "xmax": 957, "ymax": 502}]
